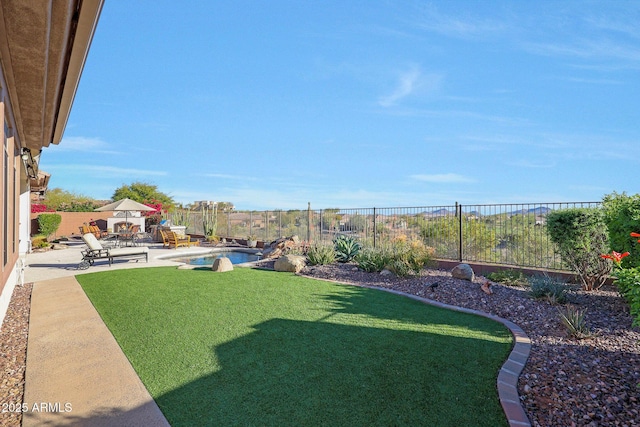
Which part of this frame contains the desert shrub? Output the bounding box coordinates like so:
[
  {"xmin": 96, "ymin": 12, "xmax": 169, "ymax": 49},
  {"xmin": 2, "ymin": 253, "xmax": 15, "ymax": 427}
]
[
  {"xmin": 387, "ymin": 258, "xmax": 412, "ymax": 277},
  {"xmin": 37, "ymin": 213, "xmax": 62, "ymax": 240},
  {"xmin": 546, "ymin": 208, "xmax": 611, "ymax": 291},
  {"xmin": 356, "ymin": 247, "xmax": 392, "ymax": 273},
  {"xmin": 487, "ymin": 269, "xmax": 529, "ymax": 287},
  {"xmin": 613, "ymin": 267, "xmax": 640, "ymax": 326},
  {"xmin": 31, "ymin": 235, "xmax": 50, "ymax": 248},
  {"xmin": 529, "ymin": 274, "xmax": 568, "ymax": 304},
  {"xmin": 601, "ymin": 192, "xmax": 640, "ymax": 268},
  {"xmin": 333, "ymin": 234, "xmax": 361, "ymax": 263},
  {"xmin": 558, "ymin": 305, "xmax": 592, "ymax": 339},
  {"xmin": 306, "ymin": 244, "xmax": 336, "ymax": 265},
  {"xmin": 386, "ymin": 240, "xmax": 436, "ymax": 277}
]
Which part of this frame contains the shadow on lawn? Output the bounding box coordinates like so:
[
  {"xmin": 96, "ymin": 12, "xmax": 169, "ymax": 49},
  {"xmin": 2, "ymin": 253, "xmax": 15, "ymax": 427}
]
[{"xmin": 154, "ymin": 286, "xmax": 512, "ymax": 427}]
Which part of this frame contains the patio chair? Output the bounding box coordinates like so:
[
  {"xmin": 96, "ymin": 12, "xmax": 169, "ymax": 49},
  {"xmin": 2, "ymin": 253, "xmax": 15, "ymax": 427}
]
[
  {"xmin": 166, "ymin": 231, "xmax": 200, "ymax": 248},
  {"xmin": 118, "ymin": 224, "xmax": 140, "ymax": 246},
  {"xmin": 159, "ymin": 229, "xmax": 171, "ymax": 248},
  {"xmin": 89, "ymin": 225, "xmax": 109, "ymax": 239},
  {"xmin": 78, "ymin": 233, "xmax": 149, "ymax": 269}
]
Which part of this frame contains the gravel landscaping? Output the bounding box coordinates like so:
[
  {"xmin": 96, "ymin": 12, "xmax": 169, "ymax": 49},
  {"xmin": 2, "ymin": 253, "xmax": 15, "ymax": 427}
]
[{"xmin": 1, "ymin": 262, "xmax": 639, "ymax": 427}]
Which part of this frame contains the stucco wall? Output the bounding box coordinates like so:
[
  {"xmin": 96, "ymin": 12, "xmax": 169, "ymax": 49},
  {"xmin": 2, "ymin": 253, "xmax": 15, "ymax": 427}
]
[{"xmin": 30, "ymin": 212, "xmax": 115, "ymax": 238}]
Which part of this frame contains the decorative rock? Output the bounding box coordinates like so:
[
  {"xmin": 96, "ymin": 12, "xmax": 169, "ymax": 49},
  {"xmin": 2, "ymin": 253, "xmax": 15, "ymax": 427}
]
[
  {"xmin": 211, "ymin": 256, "xmax": 233, "ymax": 272},
  {"xmin": 451, "ymin": 263, "xmax": 474, "ymax": 281},
  {"xmin": 274, "ymin": 254, "xmax": 306, "ymax": 273},
  {"xmin": 480, "ymin": 281, "xmax": 493, "ymax": 295},
  {"xmin": 380, "ymin": 269, "xmax": 393, "ymax": 276},
  {"xmin": 263, "ymin": 236, "xmax": 303, "ymax": 259}
]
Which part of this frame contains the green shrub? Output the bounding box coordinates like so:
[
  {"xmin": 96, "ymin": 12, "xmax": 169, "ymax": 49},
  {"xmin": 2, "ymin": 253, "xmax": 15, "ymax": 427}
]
[
  {"xmin": 386, "ymin": 240, "xmax": 436, "ymax": 278},
  {"xmin": 37, "ymin": 213, "xmax": 62, "ymax": 240},
  {"xmin": 31, "ymin": 235, "xmax": 50, "ymax": 248},
  {"xmin": 546, "ymin": 208, "xmax": 611, "ymax": 291},
  {"xmin": 529, "ymin": 274, "xmax": 568, "ymax": 304},
  {"xmin": 558, "ymin": 305, "xmax": 592, "ymax": 339},
  {"xmin": 613, "ymin": 267, "xmax": 640, "ymax": 326},
  {"xmin": 486, "ymin": 269, "xmax": 529, "ymax": 287},
  {"xmin": 601, "ymin": 192, "xmax": 640, "ymax": 268},
  {"xmin": 306, "ymin": 244, "xmax": 336, "ymax": 265},
  {"xmin": 356, "ymin": 247, "xmax": 392, "ymax": 273},
  {"xmin": 333, "ymin": 235, "xmax": 361, "ymax": 263},
  {"xmin": 387, "ymin": 258, "xmax": 412, "ymax": 277}
]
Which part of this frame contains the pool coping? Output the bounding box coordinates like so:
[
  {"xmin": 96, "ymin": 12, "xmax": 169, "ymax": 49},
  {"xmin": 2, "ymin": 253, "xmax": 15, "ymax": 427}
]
[{"xmin": 154, "ymin": 247, "xmax": 264, "ymax": 269}]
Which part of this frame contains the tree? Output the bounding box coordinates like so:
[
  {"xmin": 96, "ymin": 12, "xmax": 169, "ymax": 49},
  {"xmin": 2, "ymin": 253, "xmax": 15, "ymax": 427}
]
[
  {"xmin": 112, "ymin": 182, "xmax": 174, "ymax": 208},
  {"xmin": 42, "ymin": 188, "xmax": 98, "ymax": 211}
]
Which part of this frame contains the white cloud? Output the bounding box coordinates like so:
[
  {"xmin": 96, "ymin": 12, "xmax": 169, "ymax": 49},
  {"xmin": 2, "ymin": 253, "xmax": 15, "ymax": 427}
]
[
  {"xmin": 413, "ymin": 4, "xmax": 508, "ymax": 40},
  {"xmin": 57, "ymin": 136, "xmax": 121, "ymax": 154},
  {"xmin": 199, "ymin": 173, "xmax": 258, "ymax": 181},
  {"xmin": 47, "ymin": 164, "xmax": 167, "ymax": 177},
  {"xmin": 378, "ymin": 66, "xmax": 441, "ymax": 107},
  {"xmin": 410, "ymin": 173, "xmax": 475, "ymax": 183}
]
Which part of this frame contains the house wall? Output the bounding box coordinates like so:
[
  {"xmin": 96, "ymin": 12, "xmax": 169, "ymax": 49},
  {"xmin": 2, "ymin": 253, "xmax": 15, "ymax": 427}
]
[{"xmin": 0, "ymin": 65, "xmax": 24, "ymax": 331}]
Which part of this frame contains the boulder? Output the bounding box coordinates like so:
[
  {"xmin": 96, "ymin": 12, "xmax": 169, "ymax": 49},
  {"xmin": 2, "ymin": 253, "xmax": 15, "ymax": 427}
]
[
  {"xmin": 263, "ymin": 236, "xmax": 302, "ymax": 259},
  {"xmin": 451, "ymin": 263, "xmax": 474, "ymax": 281},
  {"xmin": 274, "ymin": 254, "xmax": 306, "ymax": 273},
  {"xmin": 212, "ymin": 256, "xmax": 233, "ymax": 272}
]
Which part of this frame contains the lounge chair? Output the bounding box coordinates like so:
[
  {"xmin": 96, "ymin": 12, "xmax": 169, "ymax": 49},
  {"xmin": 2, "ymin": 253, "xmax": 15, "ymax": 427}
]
[
  {"xmin": 166, "ymin": 231, "xmax": 199, "ymax": 248},
  {"xmin": 78, "ymin": 233, "xmax": 149, "ymax": 269}
]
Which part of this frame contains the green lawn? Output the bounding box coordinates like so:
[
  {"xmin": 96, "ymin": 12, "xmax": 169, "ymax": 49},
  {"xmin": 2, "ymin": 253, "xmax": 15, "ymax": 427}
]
[{"xmin": 77, "ymin": 267, "xmax": 512, "ymax": 427}]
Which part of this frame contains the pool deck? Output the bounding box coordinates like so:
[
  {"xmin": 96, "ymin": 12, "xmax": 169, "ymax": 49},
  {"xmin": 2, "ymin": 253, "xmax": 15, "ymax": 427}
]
[{"xmin": 18, "ymin": 238, "xmax": 531, "ymax": 427}]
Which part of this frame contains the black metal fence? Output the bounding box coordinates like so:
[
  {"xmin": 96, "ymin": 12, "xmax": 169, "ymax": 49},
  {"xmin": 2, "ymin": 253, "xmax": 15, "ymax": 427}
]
[{"xmin": 169, "ymin": 201, "xmax": 601, "ymax": 271}]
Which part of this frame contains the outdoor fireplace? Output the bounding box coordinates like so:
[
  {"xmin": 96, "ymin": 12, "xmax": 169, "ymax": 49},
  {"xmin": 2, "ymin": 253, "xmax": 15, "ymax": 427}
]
[{"xmin": 106, "ymin": 214, "xmax": 146, "ymax": 233}]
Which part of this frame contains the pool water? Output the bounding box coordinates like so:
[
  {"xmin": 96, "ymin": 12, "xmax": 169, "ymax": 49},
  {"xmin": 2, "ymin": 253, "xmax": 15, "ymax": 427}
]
[{"xmin": 174, "ymin": 251, "xmax": 261, "ymax": 266}]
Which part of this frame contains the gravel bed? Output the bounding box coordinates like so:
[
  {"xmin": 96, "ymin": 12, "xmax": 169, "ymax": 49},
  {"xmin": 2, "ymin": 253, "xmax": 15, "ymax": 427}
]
[
  {"xmin": 0, "ymin": 283, "xmax": 31, "ymax": 427},
  {"xmin": 1, "ymin": 263, "xmax": 639, "ymax": 427}
]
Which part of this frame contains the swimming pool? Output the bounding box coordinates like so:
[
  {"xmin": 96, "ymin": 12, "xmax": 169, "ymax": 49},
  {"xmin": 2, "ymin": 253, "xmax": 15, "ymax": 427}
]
[{"xmin": 172, "ymin": 250, "xmax": 261, "ymax": 266}]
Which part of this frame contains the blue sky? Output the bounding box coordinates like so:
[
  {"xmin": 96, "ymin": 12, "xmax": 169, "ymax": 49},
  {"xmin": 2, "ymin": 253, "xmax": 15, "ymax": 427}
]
[{"xmin": 42, "ymin": 1, "xmax": 640, "ymax": 210}]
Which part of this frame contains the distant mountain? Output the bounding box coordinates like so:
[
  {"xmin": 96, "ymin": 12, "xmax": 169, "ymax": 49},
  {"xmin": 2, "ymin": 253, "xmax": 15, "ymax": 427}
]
[
  {"xmin": 509, "ymin": 206, "xmax": 552, "ymax": 216},
  {"xmin": 422, "ymin": 208, "xmax": 454, "ymax": 217}
]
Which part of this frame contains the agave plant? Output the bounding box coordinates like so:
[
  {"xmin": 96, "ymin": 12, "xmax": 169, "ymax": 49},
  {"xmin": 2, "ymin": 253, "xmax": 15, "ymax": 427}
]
[{"xmin": 333, "ymin": 234, "xmax": 361, "ymax": 263}]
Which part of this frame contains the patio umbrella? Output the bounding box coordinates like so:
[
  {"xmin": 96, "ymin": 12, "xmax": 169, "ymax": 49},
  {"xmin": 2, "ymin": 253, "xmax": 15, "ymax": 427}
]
[{"xmin": 95, "ymin": 198, "xmax": 156, "ymax": 231}]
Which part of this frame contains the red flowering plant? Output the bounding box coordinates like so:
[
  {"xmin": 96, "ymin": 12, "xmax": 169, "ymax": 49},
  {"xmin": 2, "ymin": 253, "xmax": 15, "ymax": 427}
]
[
  {"xmin": 142, "ymin": 200, "xmax": 164, "ymax": 227},
  {"xmin": 31, "ymin": 204, "xmax": 54, "ymax": 213},
  {"xmin": 601, "ymin": 232, "xmax": 640, "ymax": 326},
  {"xmin": 600, "ymin": 250, "xmax": 630, "ymax": 268}
]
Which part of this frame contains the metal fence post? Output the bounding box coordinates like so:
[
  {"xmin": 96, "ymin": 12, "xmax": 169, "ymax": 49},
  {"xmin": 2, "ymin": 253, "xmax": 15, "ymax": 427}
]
[
  {"xmin": 373, "ymin": 207, "xmax": 377, "ymax": 248},
  {"xmin": 307, "ymin": 202, "xmax": 312, "ymax": 243},
  {"xmin": 456, "ymin": 202, "xmax": 463, "ymax": 262}
]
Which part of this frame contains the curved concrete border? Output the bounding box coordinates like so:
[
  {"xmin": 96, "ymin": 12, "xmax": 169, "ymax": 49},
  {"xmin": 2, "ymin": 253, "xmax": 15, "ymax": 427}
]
[{"xmin": 335, "ymin": 283, "xmax": 533, "ymax": 427}]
